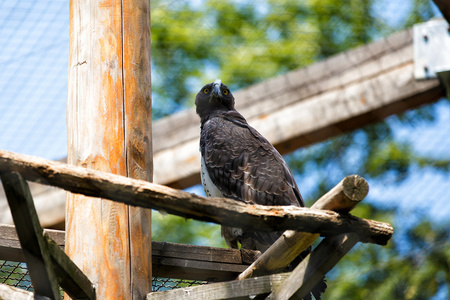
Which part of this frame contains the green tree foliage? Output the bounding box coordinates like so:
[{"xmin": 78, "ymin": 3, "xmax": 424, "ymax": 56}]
[{"xmin": 150, "ymin": 0, "xmax": 449, "ymax": 298}]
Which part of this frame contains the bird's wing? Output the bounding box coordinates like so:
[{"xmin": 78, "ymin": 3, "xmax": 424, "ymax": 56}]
[{"xmin": 200, "ymin": 110, "xmax": 304, "ymax": 208}]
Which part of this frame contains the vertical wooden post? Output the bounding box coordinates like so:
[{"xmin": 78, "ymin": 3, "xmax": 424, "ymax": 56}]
[{"xmin": 66, "ymin": 1, "xmax": 152, "ymax": 299}]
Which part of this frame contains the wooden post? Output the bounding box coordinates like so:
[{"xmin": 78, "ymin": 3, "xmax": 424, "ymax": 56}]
[{"xmin": 66, "ymin": 0, "xmax": 152, "ymax": 299}]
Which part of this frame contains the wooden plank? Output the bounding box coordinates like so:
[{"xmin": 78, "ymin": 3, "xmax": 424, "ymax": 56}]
[
  {"xmin": 0, "ymin": 225, "xmax": 260, "ymax": 282},
  {"xmin": 44, "ymin": 233, "xmax": 95, "ymax": 300},
  {"xmin": 147, "ymin": 273, "xmax": 291, "ymax": 300},
  {"xmin": 1, "ymin": 172, "xmax": 60, "ymax": 299},
  {"xmin": 151, "ymin": 28, "xmax": 444, "ymax": 189},
  {"xmin": 266, "ymin": 233, "xmax": 359, "ymax": 300},
  {"xmin": 152, "ymin": 241, "xmax": 259, "ymax": 281},
  {"xmin": 238, "ymin": 176, "xmax": 369, "ymax": 280},
  {"xmin": 0, "ymin": 224, "xmax": 64, "ymax": 262},
  {"xmin": 153, "ymin": 241, "xmax": 245, "ymax": 264},
  {"xmin": 0, "ymin": 152, "xmax": 394, "ymax": 245},
  {"xmin": 0, "ymin": 181, "xmax": 66, "ymax": 229},
  {"xmin": 0, "ymin": 283, "xmax": 49, "ymax": 300},
  {"xmin": 152, "ymin": 257, "xmax": 247, "ymax": 282},
  {"xmin": 66, "ymin": 1, "xmax": 152, "ymax": 299}
]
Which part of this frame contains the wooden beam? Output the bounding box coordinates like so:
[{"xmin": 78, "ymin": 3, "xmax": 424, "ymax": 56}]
[
  {"xmin": 266, "ymin": 233, "xmax": 359, "ymax": 300},
  {"xmin": 66, "ymin": 0, "xmax": 152, "ymax": 299},
  {"xmin": 147, "ymin": 273, "xmax": 291, "ymax": 300},
  {"xmin": 44, "ymin": 233, "xmax": 95, "ymax": 300},
  {"xmin": 152, "ymin": 242, "xmax": 259, "ymax": 281},
  {"xmin": 0, "ymin": 225, "xmax": 260, "ymax": 282},
  {"xmin": 237, "ymin": 176, "xmax": 370, "ymax": 280},
  {"xmin": 0, "ymin": 180, "xmax": 66, "ymax": 229},
  {"xmin": 0, "ymin": 151, "xmax": 393, "ymax": 245},
  {"xmin": 1, "ymin": 172, "xmax": 61, "ymax": 299},
  {"xmin": 152, "ymin": 28, "xmax": 444, "ymax": 189},
  {"xmin": 0, "ymin": 224, "xmax": 64, "ymax": 264},
  {"xmin": 0, "ymin": 174, "xmax": 94, "ymax": 299},
  {"xmin": 433, "ymin": 1, "xmax": 450, "ymax": 24}
]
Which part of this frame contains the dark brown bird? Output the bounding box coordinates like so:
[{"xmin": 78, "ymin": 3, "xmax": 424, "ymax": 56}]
[{"xmin": 195, "ymin": 80, "xmax": 326, "ymax": 300}]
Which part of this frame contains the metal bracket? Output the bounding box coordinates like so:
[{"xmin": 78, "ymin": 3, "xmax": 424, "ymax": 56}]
[{"xmin": 413, "ymin": 19, "xmax": 450, "ymax": 80}]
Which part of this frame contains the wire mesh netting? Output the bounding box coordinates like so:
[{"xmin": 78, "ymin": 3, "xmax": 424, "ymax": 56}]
[
  {"xmin": 0, "ymin": 260, "xmax": 32, "ymax": 291},
  {"xmin": 0, "ymin": 260, "xmax": 208, "ymax": 294}
]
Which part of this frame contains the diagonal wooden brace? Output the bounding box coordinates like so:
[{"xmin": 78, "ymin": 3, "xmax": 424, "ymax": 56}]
[
  {"xmin": 1, "ymin": 172, "xmax": 95, "ymax": 300},
  {"xmin": 266, "ymin": 233, "xmax": 359, "ymax": 300},
  {"xmin": 1, "ymin": 172, "xmax": 61, "ymax": 299},
  {"xmin": 238, "ymin": 175, "xmax": 372, "ymax": 280}
]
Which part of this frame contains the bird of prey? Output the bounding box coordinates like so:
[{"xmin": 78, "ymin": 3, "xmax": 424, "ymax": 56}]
[{"xmin": 195, "ymin": 79, "xmax": 327, "ymax": 300}]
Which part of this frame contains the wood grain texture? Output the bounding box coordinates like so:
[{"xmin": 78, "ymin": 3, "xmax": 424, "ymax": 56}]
[
  {"xmin": 66, "ymin": 1, "xmax": 152, "ymax": 299},
  {"xmin": 0, "ymin": 224, "xmax": 64, "ymax": 262},
  {"xmin": 122, "ymin": 1, "xmax": 153, "ymax": 299},
  {"xmin": 44, "ymin": 233, "xmax": 95, "ymax": 300},
  {"xmin": 0, "ymin": 151, "xmax": 393, "ymax": 246},
  {"xmin": 267, "ymin": 233, "xmax": 359, "ymax": 300},
  {"xmin": 147, "ymin": 273, "xmax": 291, "ymax": 300}
]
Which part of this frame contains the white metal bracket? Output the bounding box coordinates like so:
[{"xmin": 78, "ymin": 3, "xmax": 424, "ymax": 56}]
[{"xmin": 414, "ymin": 19, "xmax": 450, "ymax": 80}]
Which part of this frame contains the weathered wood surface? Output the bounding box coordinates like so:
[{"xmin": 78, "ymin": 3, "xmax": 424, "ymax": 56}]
[
  {"xmin": 1, "ymin": 174, "xmax": 95, "ymax": 299},
  {"xmin": 122, "ymin": 0, "xmax": 153, "ymax": 298},
  {"xmin": 0, "ymin": 283, "xmax": 49, "ymax": 300},
  {"xmin": 0, "ymin": 151, "xmax": 393, "ymax": 245},
  {"xmin": 266, "ymin": 233, "xmax": 359, "ymax": 300},
  {"xmin": 433, "ymin": 1, "xmax": 450, "ymax": 23},
  {"xmin": 152, "ymin": 28, "xmax": 444, "ymax": 189},
  {"xmin": 0, "ymin": 224, "xmax": 260, "ymax": 282},
  {"xmin": 238, "ymin": 176, "xmax": 369, "ymax": 280},
  {"xmin": 152, "ymin": 242, "xmax": 259, "ymax": 281},
  {"xmin": 0, "ymin": 224, "xmax": 64, "ymax": 262},
  {"xmin": 67, "ymin": 0, "xmax": 152, "ymax": 299},
  {"xmin": 1, "ymin": 172, "xmax": 61, "ymax": 299},
  {"xmin": 147, "ymin": 273, "xmax": 291, "ymax": 300},
  {"xmin": 44, "ymin": 233, "xmax": 95, "ymax": 300},
  {"xmin": 0, "ymin": 178, "xmax": 66, "ymax": 229}
]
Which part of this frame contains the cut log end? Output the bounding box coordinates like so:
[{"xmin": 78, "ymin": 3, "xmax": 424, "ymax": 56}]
[{"xmin": 342, "ymin": 175, "xmax": 369, "ymax": 202}]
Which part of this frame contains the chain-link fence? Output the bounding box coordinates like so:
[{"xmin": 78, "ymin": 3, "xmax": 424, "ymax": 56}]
[{"xmin": 0, "ymin": 260, "xmax": 208, "ymax": 295}]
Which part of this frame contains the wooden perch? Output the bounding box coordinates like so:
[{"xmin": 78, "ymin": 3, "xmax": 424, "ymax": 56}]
[
  {"xmin": 0, "ymin": 150, "xmax": 392, "ymax": 245},
  {"xmin": 238, "ymin": 176, "xmax": 371, "ymax": 280}
]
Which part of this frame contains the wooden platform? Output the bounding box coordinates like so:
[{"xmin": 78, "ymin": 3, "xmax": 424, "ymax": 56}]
[{"xmin": 0, "ymin": 224, "xmax": 259, "ymax": 282}]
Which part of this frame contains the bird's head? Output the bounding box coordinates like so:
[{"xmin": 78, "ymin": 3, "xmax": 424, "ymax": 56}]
[{"xmin": 195, "ymin": 79, "xmax": 235, "ymax": 121}]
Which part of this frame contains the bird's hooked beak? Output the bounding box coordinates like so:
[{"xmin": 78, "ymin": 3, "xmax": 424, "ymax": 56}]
[{"xmin": 210, "ymin": 79, "xmax": 222, "ymax": 100}]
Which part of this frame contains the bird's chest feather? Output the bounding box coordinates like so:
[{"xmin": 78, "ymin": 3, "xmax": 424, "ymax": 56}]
[{"xmin": 200, "ymin": 156, "xmax": 224, "ymax": 198}]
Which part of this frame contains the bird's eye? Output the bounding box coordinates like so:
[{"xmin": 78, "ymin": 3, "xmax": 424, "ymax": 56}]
[
  {"xmin": 223, "ymin": 89, "xmax": 229, "ymax": 95},
  {"xmin": 204, "ymin": 88, "xmax": 209, "ymax": 94}
]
